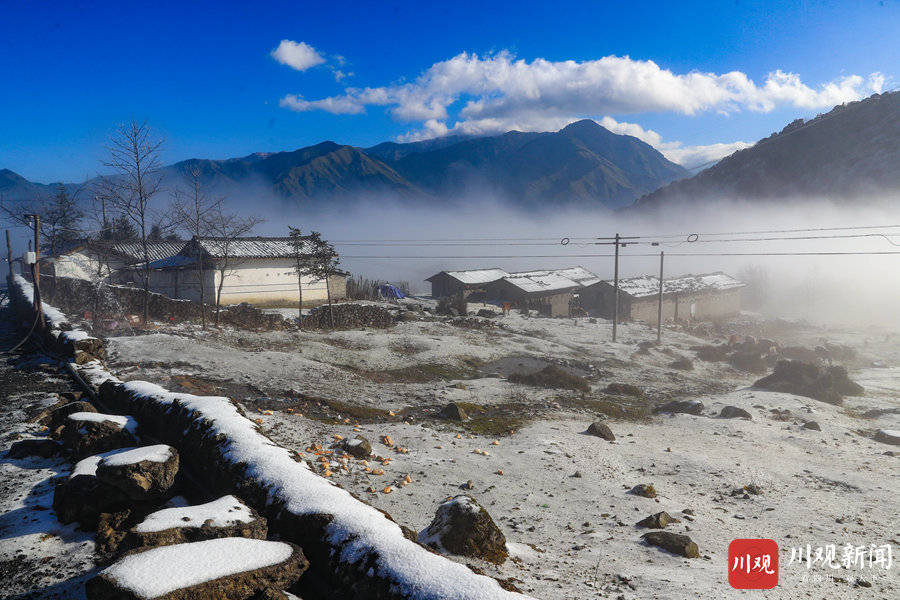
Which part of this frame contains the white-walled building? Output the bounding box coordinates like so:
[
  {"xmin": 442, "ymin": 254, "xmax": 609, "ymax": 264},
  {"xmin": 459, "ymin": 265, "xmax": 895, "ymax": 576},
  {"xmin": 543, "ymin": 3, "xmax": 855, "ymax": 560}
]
[{"xmin": 146, "ymin": 237, "xmax": 347, "ymax": 307}]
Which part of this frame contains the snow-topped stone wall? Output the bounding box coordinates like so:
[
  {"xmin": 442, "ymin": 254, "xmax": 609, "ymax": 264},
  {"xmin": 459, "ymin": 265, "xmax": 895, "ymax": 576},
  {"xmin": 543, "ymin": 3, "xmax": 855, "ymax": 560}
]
[
  {"xmin": 78, "ymin": 369, "xmax": 531, "ymax": 600},
  {"xmin": 6, "ymin": 274, "xmax": 105, "ymax": 362}
]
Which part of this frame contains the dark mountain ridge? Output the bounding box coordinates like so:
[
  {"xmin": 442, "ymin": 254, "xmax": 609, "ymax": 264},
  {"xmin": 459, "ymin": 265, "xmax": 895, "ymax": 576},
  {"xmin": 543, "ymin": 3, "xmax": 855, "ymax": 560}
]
[{"xmin": 632, "ymin": 91, "xmax": 900, "ymax": 211}]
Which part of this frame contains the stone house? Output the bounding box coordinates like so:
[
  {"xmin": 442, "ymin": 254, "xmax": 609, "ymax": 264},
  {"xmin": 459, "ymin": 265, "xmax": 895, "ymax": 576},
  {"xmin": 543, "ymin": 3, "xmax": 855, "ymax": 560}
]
[
  {"xmin": 425, "ymin": 268, "xmax": 509, "ymax": 298},
  {"xmin": 47, "ymin": 240, "xmax": 185, "ymax": 283},
  {"xmin": 583, "ymin": 272, "xmax": 745, "ymax": 324}
]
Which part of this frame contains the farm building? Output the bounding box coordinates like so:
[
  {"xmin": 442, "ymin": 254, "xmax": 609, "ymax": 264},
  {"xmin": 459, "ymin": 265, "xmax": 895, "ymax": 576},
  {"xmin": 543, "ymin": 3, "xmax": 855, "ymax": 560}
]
[
  {"xmin": 425, "ymin": 266, "xmax": 601, "ymax": 317},
  {"xmin": 584, "ymin": 272, "xmax": 745, "ymax": 324},
  {"xmin": 425, "ymin": 268, "xmax": 509, "ymax": 298},
  {"xmin": 46, "ymin": 240, "xmax": 185, "ymax": 283},
  {"xmin": 145, "ymin": 236, "xmax": 347, "ymax": 307}
]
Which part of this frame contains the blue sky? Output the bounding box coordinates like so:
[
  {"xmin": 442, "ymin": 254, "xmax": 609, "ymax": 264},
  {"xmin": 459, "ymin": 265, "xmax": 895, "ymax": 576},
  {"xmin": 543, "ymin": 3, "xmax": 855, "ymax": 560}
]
[{"xmin": 1, "ymin": 0, "xmax": 897, "ymax": 182}]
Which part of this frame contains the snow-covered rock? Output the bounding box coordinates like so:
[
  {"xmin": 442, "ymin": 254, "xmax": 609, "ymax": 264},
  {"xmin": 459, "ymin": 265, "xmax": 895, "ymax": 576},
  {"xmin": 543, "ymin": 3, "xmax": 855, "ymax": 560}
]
[
  {"xmin": 85, "ymin": 538, "xmax": 307, "ymax": 600},
  {"xmin": 96, "ymin": 444, "xmax": 179, "ymax": 500},
  {"xmin": 418, "ymin": 495, "xmax": 508, "ymax": 564},
  {"xmin": 61, "ymin": 412, "xmax": 139, "ymax": 458},
  {"xmin": 126, "ymin": 495, "xmax": 267, "ymax": 549}
]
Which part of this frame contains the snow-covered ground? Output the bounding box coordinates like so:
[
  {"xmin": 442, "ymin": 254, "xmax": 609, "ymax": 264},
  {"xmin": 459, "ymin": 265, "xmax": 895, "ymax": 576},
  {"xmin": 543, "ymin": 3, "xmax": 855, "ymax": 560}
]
[{"xmin": 101, "ymin": 310, "xmax": 900, "ymax": 599}]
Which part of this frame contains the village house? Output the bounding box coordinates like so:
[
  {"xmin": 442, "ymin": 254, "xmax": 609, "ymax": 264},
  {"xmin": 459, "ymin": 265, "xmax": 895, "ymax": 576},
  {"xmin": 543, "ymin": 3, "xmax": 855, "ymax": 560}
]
[
  {"xmin": 425, "ymin": 268, "xmax": 509, "ymax": 298},
  {"xmin": 145, "ymin": 236, "xmax": 347, "ymax": 307},
  {"xmin": 47, "ymin": 240, "xmax": 185, "ymax": 283},
  {"xmin": 583, "ymin": 272, "xmax": 745, "ymax": 324},
  {"xmin": 425, "ymin": 266, "xmax": 601, "ymax": 317}
]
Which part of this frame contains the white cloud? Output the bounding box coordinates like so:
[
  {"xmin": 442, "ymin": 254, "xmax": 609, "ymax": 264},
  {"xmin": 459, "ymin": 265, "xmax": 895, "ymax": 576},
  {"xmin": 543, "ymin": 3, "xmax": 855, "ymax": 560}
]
[
  {"xmin": 598, "ymin": 116, "xmax": 752, "ymax": 168},
  {"xmin": 279, "ymin": 94, "xmax": 364, "ymax": 114},
  {"xmin": 279, "ymin": 50, "xmax": 883, "ymax": 135},
  {"xmin": 271, "ymin": 40, "xmax": 326, "ymax": 72}
]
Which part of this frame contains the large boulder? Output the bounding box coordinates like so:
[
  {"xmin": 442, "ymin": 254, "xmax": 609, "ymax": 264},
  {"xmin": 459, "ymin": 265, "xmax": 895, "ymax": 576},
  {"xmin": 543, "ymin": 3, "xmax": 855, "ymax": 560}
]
[
  {"xmin": 653, "ymin": 400, "xmax": 704, "ymax": 416},
  {"xmin": 85, "ymin": 538, "xmax": 308, "ymax": 600},
  {"xmin": 641, "ymin": 531, "xmax": 700, "ymax": 558},
  {"xmin": 418, "ymin": 495, "xmax": 507, "ymax": 564},
  {"xmin": 37, "ymin": 400, "xmax": 96, "ymax": 433},
  {"xmin": 585, "ymin": 421, "xmax": 615, "ymax": 441},
  {"xmin": 61, "ymin": 412, "xmax": 138, "ymax": 458},
  {"xmin": 53, "ymin": 450, "xmax": 132, "ymax": 527},
  {"xmin": 96, "ymin": 445, "xmax": 179, "ymax": 500},
  {"xmin": 125, "ymin": 496, "xmax": 267, "ymax": 550},
  {"xmin": 753, "ymin": 360, "xmax": 863, "ymax": 405}
]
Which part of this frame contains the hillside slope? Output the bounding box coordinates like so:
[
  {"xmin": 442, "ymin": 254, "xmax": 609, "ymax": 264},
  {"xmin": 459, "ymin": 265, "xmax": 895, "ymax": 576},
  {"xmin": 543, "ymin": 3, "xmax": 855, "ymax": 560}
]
[{"xmin": 632, "ymin": 91, "xmax": 900, "ymax": 210}]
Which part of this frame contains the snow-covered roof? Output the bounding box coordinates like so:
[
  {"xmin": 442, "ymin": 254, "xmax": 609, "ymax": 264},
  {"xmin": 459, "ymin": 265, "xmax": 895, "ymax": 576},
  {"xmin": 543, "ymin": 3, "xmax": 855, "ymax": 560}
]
[
  {"xmin": 111, "ymin": 241, "xmax": 186, "ymax": 263},
  {"xmin": 427, "ymin": 268, "xmax": 509, "ymax": 285},
  {"xmin": 603, "ymin": 272, "xmax": 745, "ymax": 298},
  {"xmin": 511, "ymin": 266, "xmax": 601, "ymax": 287},
  {"xmin": 501, "ymin": 272, "xmax": 580, "ymax": 294},
  {"xmin": 193, "ymin": 236, "xmax": 318, "ymax": 259}
]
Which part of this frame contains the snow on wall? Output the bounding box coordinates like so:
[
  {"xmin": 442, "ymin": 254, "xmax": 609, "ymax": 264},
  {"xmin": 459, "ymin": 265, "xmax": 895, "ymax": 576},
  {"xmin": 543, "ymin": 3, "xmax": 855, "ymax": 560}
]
[{"xmin": 86, "ymin": 374, "xmax": 532, "ymax": 600}]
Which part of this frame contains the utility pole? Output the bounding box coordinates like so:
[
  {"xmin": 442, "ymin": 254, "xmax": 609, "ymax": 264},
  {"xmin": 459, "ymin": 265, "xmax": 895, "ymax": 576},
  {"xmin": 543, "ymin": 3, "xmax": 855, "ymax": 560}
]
[
  {"xmin": 25, "ymin": 214, "xmax": 43, "ymax": 330},
  {"xmin": 5, "ymin": 229, "xmax": 12, "ymax": 276},
  {"xmin": 612, "ymin": 232, "xmax": 620, "ymax": 342},
  {"xmin": 656, "ymin": 250, "xmax": 664, "ymax": 344}
]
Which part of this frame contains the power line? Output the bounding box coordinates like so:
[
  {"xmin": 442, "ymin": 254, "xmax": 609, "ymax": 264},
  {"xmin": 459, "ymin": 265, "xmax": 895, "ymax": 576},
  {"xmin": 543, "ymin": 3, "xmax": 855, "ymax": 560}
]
[{"xmin": 339, "ymin": 251, "xmax": 900, "ymax": 259}]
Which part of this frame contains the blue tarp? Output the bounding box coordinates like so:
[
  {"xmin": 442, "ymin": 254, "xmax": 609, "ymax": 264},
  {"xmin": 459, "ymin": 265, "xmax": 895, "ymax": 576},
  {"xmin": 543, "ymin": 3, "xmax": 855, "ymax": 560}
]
[{"xmin": 378, "ymin": 284, "xmax": 406, "ymax": 299}]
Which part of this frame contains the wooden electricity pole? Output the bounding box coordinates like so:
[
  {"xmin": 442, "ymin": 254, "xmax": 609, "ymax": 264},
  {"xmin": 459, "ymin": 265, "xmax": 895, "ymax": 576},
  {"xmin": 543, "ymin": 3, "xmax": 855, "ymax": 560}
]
[
  {"xmin": 25, "ymin": 214, "xmax": 44, "ymax": 329},
  {"xmin": 656, "ymin": 250, "xmax": 664, "ymax": 343},
  {"xmin": 612, "ymin": 233, "xmax": 620, "ymax": 342},
  {"xmin": 5, "ymin": 229, "xmax": 12, "ymax": 275}
]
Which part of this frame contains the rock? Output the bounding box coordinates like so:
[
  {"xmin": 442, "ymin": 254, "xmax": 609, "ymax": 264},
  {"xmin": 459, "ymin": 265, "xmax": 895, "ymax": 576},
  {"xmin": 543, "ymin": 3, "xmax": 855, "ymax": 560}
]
[
  {"xmin": 61, "ymin": 412, "xmax": 138, "ymax": 458},
  {"xmin": 727, "ymin": 351, "xmax": 768, "ymax": 374},
  {"xmin": 37, "ymin": 400, "xmax": 96, "ymax": 431},
  {"xmin": 604, "ymin": 383, "xmax": 643, "ymax": 397},
  {"xmin": 95, "ymin": 445, "xmax": 179, "ymax": 501},
  {"xmin": 8, "ymin": 438, "xmax": 63, "ymax": 459},
  {"xmin": 398, "ymin": 311, "xmax": 418, "ymax": 322},
  {"xmin": 438, "ymin": 402, "xmax": 468, "ymax": 421},
  {"xmin": 476, "ymin": 309, "xmax": 498, "ymax": 318},
  {"xmin": 124, "ymin": 495, "xmax": 267, "ymax": 551},
  {"xmin": 54, "ymin": 451, "xmax": 132, "ymax": 527},
  {"xmin": 636, "ymin": 511, "xmax": 679, "ymax": 529},
  {"xmin": 753, "ymin": 360, "xmax": 863, "ymax": 405},
  {"xmin": 653, "ymin": 400, "xmax": 704, "ymax": 416},
  {"xmin": 875, "ymin": 429, "xmax": 900, "ymax": 446},
  {"xmin": 629, "ymin": 484, "xmax": 657, "ymax": 498},
  {"xmin": 340, "ymin": 435, "xmax": 372, "ymax": 459},
  {"xmin": 418, "ymin": 495, "xmax": 507, "ymax": 564},
  {"xmin": 668, "ymin": 357, "xmax": 693, "ymax": 371},
  {"xmin": 802, "ymin": 421, "xmax": 821, "ymax": 431},
  {"xmin": 85, "ymin": 538, "xmax": 308, "ymax": 600},
  {"xmin": 301, "ymin": 303, "xmax": 394, "ymax": 330},
  {"xmin": 641, "ymin": 531, "xmax": 700, "ymax": 558},
  {"xmin": 719, "ymin": 406, "xmax": 752, "ymax": 420},
  {"xmin": 585, "ymin": 421, "xmax": 615, "ymax": 441}
]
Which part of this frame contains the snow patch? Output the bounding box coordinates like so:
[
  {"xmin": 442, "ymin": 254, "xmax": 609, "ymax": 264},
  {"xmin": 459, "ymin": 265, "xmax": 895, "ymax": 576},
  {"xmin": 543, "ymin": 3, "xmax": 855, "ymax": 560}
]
[
  {"xmin": 99, "ymin": 444, "xmax": 174, "ymax": 467},
  {"xmin": 134, "ymin": 495, "xmax": 255, "ymax": 533},
  {"xmin": 99, "ymin": 538, "xmax": 293, "ymax": 598}
]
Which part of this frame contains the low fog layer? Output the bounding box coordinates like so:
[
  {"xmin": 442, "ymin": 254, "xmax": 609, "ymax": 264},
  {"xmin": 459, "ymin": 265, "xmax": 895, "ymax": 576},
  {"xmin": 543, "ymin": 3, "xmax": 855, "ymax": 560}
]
[{"xmin": 255, "ymin": 195, "xmax": 900, "ymax": 328}]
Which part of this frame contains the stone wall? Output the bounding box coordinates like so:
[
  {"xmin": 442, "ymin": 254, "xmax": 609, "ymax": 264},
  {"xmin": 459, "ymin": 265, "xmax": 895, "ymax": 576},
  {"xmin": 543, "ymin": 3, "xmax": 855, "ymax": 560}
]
[{"xmin": 41, "ymin": 275, "xmax": 287, "ymax": 330}]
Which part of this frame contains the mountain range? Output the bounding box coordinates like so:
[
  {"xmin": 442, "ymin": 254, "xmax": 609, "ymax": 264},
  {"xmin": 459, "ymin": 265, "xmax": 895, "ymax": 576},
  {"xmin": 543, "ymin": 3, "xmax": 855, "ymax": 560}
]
[
  {"xmin": 1, "ymin": 120, "xmax": 688, "ymax": 210},
  {"xmin": 3, "ymin": 91, "xmax": 898, "ymax": 213}
]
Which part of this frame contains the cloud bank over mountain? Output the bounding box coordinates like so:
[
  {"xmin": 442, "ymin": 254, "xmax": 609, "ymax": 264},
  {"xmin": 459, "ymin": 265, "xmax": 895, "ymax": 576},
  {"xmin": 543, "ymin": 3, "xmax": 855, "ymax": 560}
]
[{"xmin": 277, "ymin": 51, "xmax": 883, "ymax": 166}]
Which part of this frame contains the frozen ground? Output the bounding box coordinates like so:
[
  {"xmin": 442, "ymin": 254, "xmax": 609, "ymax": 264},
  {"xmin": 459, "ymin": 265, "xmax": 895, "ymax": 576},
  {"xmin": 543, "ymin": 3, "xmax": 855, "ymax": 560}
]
[
  {"xmin": 102, "ymin": 309, "xmax": 900, "ymax": 599},
  {"xmin": 0, "ymin": 309, "xmax": 97, "ymax": 600}
]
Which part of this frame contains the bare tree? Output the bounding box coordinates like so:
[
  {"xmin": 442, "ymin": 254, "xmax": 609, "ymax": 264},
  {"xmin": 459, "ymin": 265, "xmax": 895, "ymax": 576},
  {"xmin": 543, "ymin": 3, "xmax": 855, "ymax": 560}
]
[
  {"xmin": 288, "ymin": 226, "xmax": 314, "ymax": 324},
  {"xmin": 306, "ymin": 231, "xmax": 340, "ymax": 329},
  {"xmin": 206, "ymin": 206, "xmax": 263, "ymax": 325},
  {"xmin": 99, "ymin": 121, "xmax": 165, "ymax": 323},
  {"xmin": 172, "ymin": 167, "xmax": 221, "ymax": 329},
  {"xmin": 0, "ymin": 183, "xmax": 86, "ymax": 256}
]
